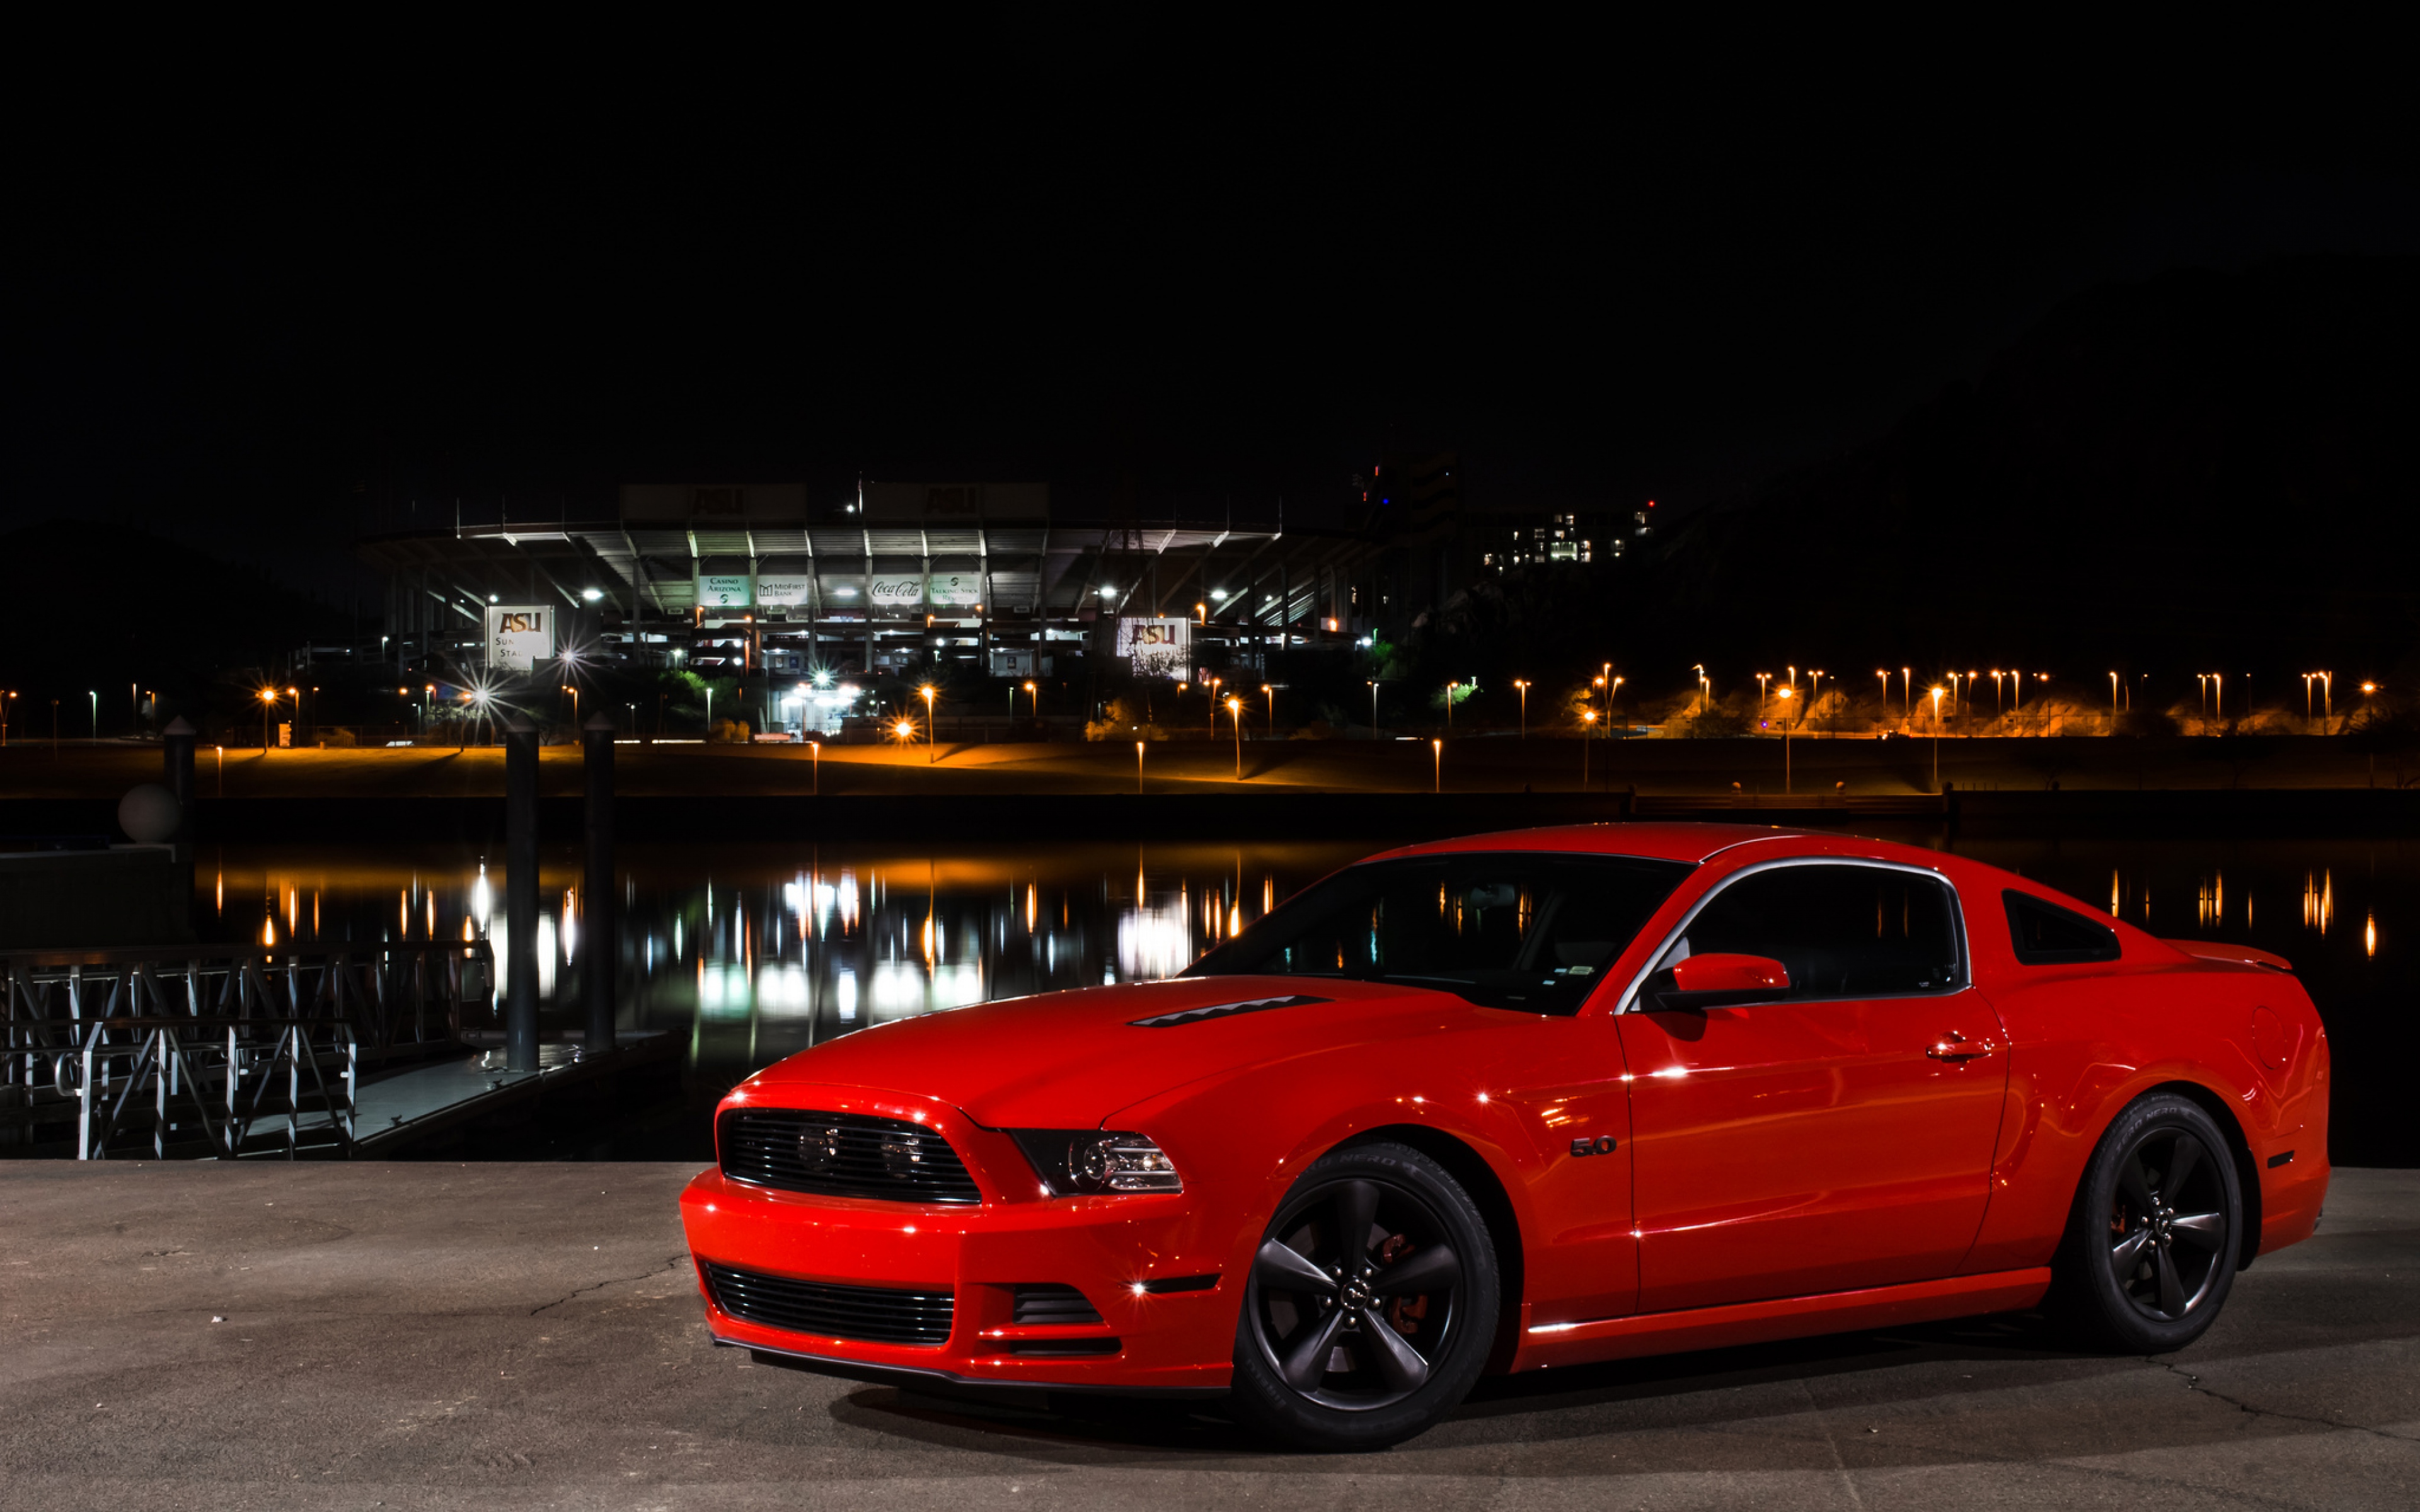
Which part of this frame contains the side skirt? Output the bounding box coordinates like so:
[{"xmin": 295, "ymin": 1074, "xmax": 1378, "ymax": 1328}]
[{"xmin": 1511, "ymin": 1268, "xmax": 2054, "ymax": 1373}]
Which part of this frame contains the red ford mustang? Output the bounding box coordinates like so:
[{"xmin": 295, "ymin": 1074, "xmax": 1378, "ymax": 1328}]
[{"xmin": 678, "ymin": 824, "xmax": 2331, "ymax": 1449}]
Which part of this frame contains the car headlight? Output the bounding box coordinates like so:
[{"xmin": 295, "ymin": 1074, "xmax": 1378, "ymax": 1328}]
[{"xmin": 1009, "ymin": 1130, "xmax": 1183, "ymax": 1196}]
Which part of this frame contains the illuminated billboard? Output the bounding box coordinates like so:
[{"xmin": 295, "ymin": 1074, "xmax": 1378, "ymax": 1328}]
[
  {"xmin": 484, "ymin": 605, "xmax": 555, "ymax": 672},
  {"xmin": 1117, "ymin": 617, "xmax": 1190, "ymax": 678}
]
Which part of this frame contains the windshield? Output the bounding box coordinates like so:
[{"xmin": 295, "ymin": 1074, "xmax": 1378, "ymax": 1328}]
[{"xmin": 1184, "ymin": 852, "xmax": 1695, "ymax": 1013}]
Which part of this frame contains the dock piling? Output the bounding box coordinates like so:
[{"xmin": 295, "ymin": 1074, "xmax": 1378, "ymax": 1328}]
[
  {"xmin": 504, "ymin": 718, "xmax": 539, "ymax": 1075},
  {"xmin": 583, "ymin": 714, "xmax": 615, "ymax": 1055}
]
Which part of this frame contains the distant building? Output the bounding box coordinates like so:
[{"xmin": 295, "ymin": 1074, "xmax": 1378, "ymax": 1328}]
[{"xmin": 354, "ymin": 483, "xmax": 1379, "ymax": 733}]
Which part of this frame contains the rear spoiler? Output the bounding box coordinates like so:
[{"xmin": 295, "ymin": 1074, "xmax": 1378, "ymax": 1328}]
[{"xmin": 2164, "ymin": 939, "xmax": 2294, "ymax": 973}]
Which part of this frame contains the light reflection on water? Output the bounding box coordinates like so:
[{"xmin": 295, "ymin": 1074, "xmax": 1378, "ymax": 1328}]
[{"xmin": 199, "ymin": 830, "xmax": 2420, "ymax": 1165}]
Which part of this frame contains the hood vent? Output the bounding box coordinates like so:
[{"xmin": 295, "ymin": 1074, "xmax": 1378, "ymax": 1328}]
[{"xmin": 1129, "ymin": 994, "xmax": 1330, "ymax": 1028}]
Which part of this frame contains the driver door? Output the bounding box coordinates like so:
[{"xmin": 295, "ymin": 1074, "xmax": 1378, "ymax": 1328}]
[{"xmin": 1615, "ymin": 861, "xmax": 2008, "ymax": 1314}]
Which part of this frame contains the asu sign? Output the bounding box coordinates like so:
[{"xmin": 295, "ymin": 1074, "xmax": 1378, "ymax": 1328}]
[
  {"xmin": 485, "ymin": 605, "xmax": 555, "ymax": 672},
  {"xmin": 1116, "ymin": 617, "xmax": 1190, "ymax": 678}
]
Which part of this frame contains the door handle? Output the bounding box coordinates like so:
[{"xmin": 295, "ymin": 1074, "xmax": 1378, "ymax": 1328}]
[{"xmin": 1927, "ymin": 1031, "xmax": 1994, "ymax": 1062}]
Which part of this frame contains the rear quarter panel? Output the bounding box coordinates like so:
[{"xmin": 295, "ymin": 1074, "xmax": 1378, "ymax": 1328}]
[{"xmin": 1956, "ymin": 868, "xmax": 2332, "ymax": 1272}]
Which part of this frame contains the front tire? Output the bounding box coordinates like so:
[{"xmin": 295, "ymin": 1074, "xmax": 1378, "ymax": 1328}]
[
  {"xmin": 2054, "ymin": 1092, "xmax": 2242, "ymax": 1353},
  {"xmin": 1228, "ymin": 1141, "xmax": 1499, "ymax": 1452}
]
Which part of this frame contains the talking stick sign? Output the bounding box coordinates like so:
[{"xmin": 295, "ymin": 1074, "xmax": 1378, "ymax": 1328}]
[{"xmin": 485, "ymin": 605, "xmax": 555, "ymax": 673}]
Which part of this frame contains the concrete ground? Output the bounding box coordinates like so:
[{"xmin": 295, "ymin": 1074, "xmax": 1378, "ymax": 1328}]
[{"xmin": 0, "ymin": 1164, "xmax": 2411, "ymax": 1511}]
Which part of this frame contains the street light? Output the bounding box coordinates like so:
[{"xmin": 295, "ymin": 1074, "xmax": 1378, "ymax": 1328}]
[
  {"xmin": 1368, "ymin": 680, "xmax": 1381, "ymax": 740},
  {"xmin": 88, "ymin": 690, "xmax": 98, "ymax": 740},
  {"xmin": 1432, "ymin": 738, "xmax": 1443, "ymax": 794},
  {"xmin": 1445, "ymin": 680, "xmax": 1459, "ymax": 732},
  {"xmin": 921, "ymin": 685, "xmax": 937, "ymax": 763},
  {"xmin": 1580, "ymin": 709, "xmax": 1598, "ymax": 789},
  {"xmin": 1775, "ymin": 685, "xmax": 1795, "ymax": 792},
  {"xmin": 1260, "ymin": 682, "xmax": 1274, "ymax": 738},
  {"xmin": 259, "ymin": 687, "xmax": 278, "ymax": 752},
  {"xmin": 1930, "ymin": 686, "xmax": 1946, "ymax": 789},
  {"xmin": 1756, "ymin": 672, "xmax": 1772, "ymax": 723},
  {"xmin": 1136, "ymin": 739, "xmax": 1146, "ymax": 794},
  {"xmin": 1228, "ymin": 696, "xmax": 1243, "ymax": 777},
  {"xmin": 1902, "ymin": 667, "xmax": 1913, "ymax": 720},
  {"xmin": 1512, "ymin": 679, "xmax": 1529, "ymax": 739}
]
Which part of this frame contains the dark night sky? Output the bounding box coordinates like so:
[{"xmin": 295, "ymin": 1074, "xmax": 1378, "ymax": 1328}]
[{"xmin": 5, "ymin": 25, "xmax": 2414, "ymax": 596}]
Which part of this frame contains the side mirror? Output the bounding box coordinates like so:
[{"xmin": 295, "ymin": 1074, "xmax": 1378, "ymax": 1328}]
[{"xmin": 1644, "ymin": 953, "xmax": 1792, "ymax": 1012}]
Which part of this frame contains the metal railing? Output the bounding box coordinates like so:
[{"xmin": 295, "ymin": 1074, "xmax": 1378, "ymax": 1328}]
[{"xmin": 1, "ymin": 941, "xmax": 493, "ymax": 1160}]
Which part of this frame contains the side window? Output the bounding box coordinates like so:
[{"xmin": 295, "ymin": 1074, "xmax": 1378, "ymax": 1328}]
[
  {"xmin": 1666, "ymin": 864, "xmax": 1963, "ymax": 999},
  {"xmin": 2003, "ymin": 890, "xmax": 2122, "ymax": 965}
]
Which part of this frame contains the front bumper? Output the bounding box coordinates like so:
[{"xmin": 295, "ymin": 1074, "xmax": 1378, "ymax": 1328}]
[{"xmin": 678, "ymin": 1087, "xmax": 1239, "ymax": 1393}]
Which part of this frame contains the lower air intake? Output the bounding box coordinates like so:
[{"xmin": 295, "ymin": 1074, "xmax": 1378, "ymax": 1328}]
[{"xmin": 703, "ymin": 1261, "xmax": 954, "ymax": 1346}]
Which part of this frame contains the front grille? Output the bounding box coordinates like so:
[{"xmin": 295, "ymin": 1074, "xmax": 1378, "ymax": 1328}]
[
  {"xmin": 720, "ymin": 1108, "xmax": 983, "ymax": 1204},
  {"xmin": 702, "ymin": 1261, "xmax": 954, "ymax": 1346},
  {"xmin": 1011, "ymin": 1284, "xmax": 1105, "ymax": 1325}
]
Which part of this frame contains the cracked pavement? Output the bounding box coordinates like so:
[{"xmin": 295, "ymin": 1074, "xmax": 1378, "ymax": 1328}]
[{"xmin": 1, "ymin": 1162, "xmax": 2411, "ymax": 1510}]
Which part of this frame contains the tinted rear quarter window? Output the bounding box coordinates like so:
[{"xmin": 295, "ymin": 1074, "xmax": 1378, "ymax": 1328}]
[{"xmin": 2003, "ymin": 889, "xmax": 2122, "ymax": 965}]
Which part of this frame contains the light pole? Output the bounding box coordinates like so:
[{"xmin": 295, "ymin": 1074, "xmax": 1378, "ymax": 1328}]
[
  {"xmin": 1776, "ymin": 685, "xmax": 1795, "ymax": 792},
  {"xmin": 1228, "ymin": 696, "xmax": 1242, "ymax": 779},
  {"xmin": 1513, "ymin": 679, "xmax": 1529, "ymax": 738},
  {"xmin": 1025, "ymin": 680, "xmax": 1039, "ymax": 730},
  {"xmin": 1756, "ymin": 672, "xmax": 1771, "ymax": 724},
  {"xmin": 1581, "ymin": 709, "xmax": 1597, "ymax": 788},
  {"xmin": 1368, "ymin": 680, "xmax": 1381, "ymax": 740},
  {"xmin": 260, "ymin": 687, "xmax": 277, "ymax": 751},
  {"xmin": 1902, "ymin": 667, "xmax": 1913, "ymax": 721},
  {"xmin": 1445, "ymin": 680, "xmax": 1459, "ymax": 732},
  {"xmin": 2322, "ymin": 672, "xmax": 2334, "ymax": 731},
  {"xmin": 1807, "ymin": 672, "xmax": 1824, "ymax": 735},
  {"xmin": 1432, "ymin": 737, "xmax": 1442, "ymax": 794},
  {"xmin": 88, "ymin": 690, "xmax": 97, "ymax": 740},
  {"xmin": 1876, "ymin": 670, "xmax": 1890, "ymax": 729},
  {"xmin": 1930, "ymin": 686, "xmax": 1945, "ymax": 789},
  {"xmin": 921, "ymin": 685, "xmax": 936, "ymax": 763},
  {"xmin": 1136, "ymin": 739, "xmax": 1145, "ymax": 794},
  {"xmin": 1260, "ymin": 683, "xmax": 1273, "ymax": 738}
]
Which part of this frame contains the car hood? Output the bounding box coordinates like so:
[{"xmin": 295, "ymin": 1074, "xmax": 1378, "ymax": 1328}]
[{"xmin": 744, "ymin": 975, "xmax": 1484, "ymax": 1128}]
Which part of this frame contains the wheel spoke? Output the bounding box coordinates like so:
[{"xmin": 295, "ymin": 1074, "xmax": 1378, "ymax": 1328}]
[
  {"xmin": 1357, "ymin": 1309, "xmax": 1429, "ymax": 1394},
  {"xmin": 1254, "ymin": 1238, "xmax": 1335, "ymax": 1294},
  {"xmin": 2154, "ymin": 1244, "xmax": 2186, "ymax": 1317},
  {"xmin": 1280, "ymin": 1307, "xmax": 1347, "ymax": 1392},
  {"xmin": 2119, "ymin": 1152, "xmax": 2156, "ymax": 1214},
  {"xmin": 1335, "ymin": 1181, "xmax": 1380, "ymax": 1263},
  {"xmin": 2165, "ymin": 1135, "xmax": 2204, "ymax": 1198},
  {"xmin": 2170, "ymin": 1211, "xmax": 2228, "ymax": 1251},
  {"xmin": 1371, "ymin": 1243, "xmax": 1461, "ymax": 1298},
  {"xmin": 2110, "ymin": 1228, "xmax": 2150, "ymax": 1269}
]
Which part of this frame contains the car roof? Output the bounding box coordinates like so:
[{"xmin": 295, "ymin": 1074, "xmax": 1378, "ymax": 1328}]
[{"xmin": 1369, "ymin": 822, "xmax": 1816, "ymax": 867}]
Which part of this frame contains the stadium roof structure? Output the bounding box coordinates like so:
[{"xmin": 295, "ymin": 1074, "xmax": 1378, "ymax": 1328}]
[{"xmin": 357, "ymin": 483, "xmax": 1377, "ymax": 641}]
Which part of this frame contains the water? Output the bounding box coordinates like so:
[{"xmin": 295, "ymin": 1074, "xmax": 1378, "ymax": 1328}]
[{"xmin": 198, "ymin": 829, "xmax": 2420, "ymax": 1166}]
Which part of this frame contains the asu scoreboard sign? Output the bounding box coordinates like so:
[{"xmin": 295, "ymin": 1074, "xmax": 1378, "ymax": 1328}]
[{"xmin": 485, "ymin": 604, "xmax": 556, "ymax": 672}]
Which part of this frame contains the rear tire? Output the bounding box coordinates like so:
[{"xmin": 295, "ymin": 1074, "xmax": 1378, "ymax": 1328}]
[
  {"xmin": 1228, "ymin": 1141, "xmax": 1499, "ymax": 1452},
  {"xmin": 2053, "ymin": 1092, "xmax": 2242, "ymax": 1353}
]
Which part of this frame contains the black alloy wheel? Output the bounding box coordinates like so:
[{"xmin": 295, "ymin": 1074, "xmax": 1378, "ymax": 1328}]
[
  {"xmin": 1229, "ymin": 1142, "xmax": 1499, "ymax": 1451},
  {"xmin": 2058, "ymin": 1092, "xmax": 2243, "ymax": 1353}
]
